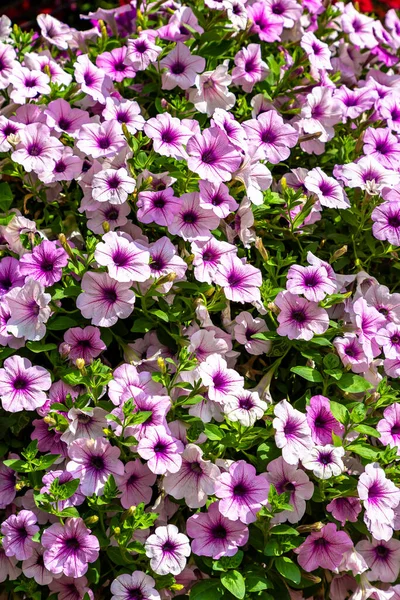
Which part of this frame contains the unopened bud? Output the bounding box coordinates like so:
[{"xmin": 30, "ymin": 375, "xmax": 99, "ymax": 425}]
[
  {"xmin": 156, "ymin": 272, "xmax": 177, "ymax": 286},
  {"xmin": 58, "ymin": 233, "xmax": 75, "ymax": 261},
  {"xmin": 268, "ymin": 302, "xmax": 279, "ymax": 314},
  {"xmin": 144, "ymin": 176, "xmax": 153, "ymax": 187},
  {"xmin": 113, "ymin": 527, "xmax": 121, "ymax": 537},
  {"xmin": 170, "ymin": 584, "xmax": 185, "ymax": 592},
  {"xmin": 280, "ymin": 176, "xmax": 287, "ymax": 191},
  {"xmin": 98, "ymin": 19, "xmax": 107, "ymax": 39},
  {"xmin": 85, "ymin": 515, "xmax": 99, "ymax": 526},
  {"xmin": 103, "ymin": 428, "xmax": 113, "ymax": 438},
  {"xmin": 6, "ymin": 133, "xmax": 20, "ymax": 147},
  {"xmin": 102, "ymin": 221, "xmax": 110, "ymax": 234},
  {"xmin": 204, "ymin": 286, "xmax": 215, "ymax": 297},
  {"xmin": 297, "ymin": 522, "xmax": 324, "ymax": 533},
  {"xmin": 330, "ymin": 245, "xmax": 348, "ymax": 263},
  {"xmin": 161, "ymin": 98, "xmax": 168, "ymax": 109},
  {"xmin": 44, "ymin": 416, "xmax": 56, "ymax": 427},
  {"xmin": 255, "ymin": 237, "xmax": 269, "ymax": 262},
  {"xmin": 43, "ymin": 64, "xmax": 51, "ymax": 78},
  {"xmin": 59, "ymin": 342, "xmax": 71, "ymax": 358},
  {"xmin": 75, "ymin": 358, "xmax": 86, "ymax": 372},
  {"xmin": 157, "ymin": 357, "xmax": 167, "ymax": 374},
  {"xmin": 121, "ymin": 123, "xmax": 130, "ymax": 140},
  {"xmin": 15, "ymin": 481, "xmax": 26, "ymax": 491}
]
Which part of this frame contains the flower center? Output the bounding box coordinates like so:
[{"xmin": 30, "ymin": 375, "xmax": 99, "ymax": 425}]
[
  {"xmin": 233, "ymin": 483, "xmax": 248, "ymax": 497},
  {"xmin": 183, "ymin": 211, "xmax": 197, "ymax": 224},
  {"xmin": 65, "ymin": 537, "xmax": 80, "ymax": 550},
  {"xmin": 90, "ymin": 456, "xmax": 105, "ymax": 470},
  {"xmin": 13, "ymin": 377, "xmax": 27, "ymax": 390},
  {"xmin": 58, "ymin": 117, "xmax": 71, "ymax": 131},
  {"xmin": 201, "ymin": 149, "xmax": 217, "ymax": 164},
  {"xmin": 170, "ymin": 62, "xmax": 186, "ymax": 75},
  {"xmin": 98, "ymin": 136, "xmax": 111, "ymax": 150},
  {"xmin": 103, "ymin": 287, "xmax": 117, "ymax": 303},
  {"xmin": 211, "ymin": 524, "xmax": 227, "ymax": 539},
  {"xmin": 291, "ymin": 310, "xmax": 307, "ymax": 323},
  {"xmin": 388, "ymin": 215, "xmax": 400, "ymax": 228},
  {"xmin": 27, "ymin": 143, "xmax": 42, "ymax": 157},
  {"xmin": 376, "ymin": 544, "xmax": 389, "ymax": 558},
  {"xmin": 128, "ymin": 588, "xmax": 144, "ymax": 600}
]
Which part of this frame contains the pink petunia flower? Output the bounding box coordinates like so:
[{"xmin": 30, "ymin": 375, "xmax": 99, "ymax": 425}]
[
  {"xmin": 94, "ymin": 231, "xmax": 150, "ymax": 283},
  {"xmin": 358, "ymin": 463, "xmax": 400, "ymax": 541},
  {"xmin": 294, "ymin": 523, "xmax": 353, "ymax": 572},
  {"xmin": 243, "ymin": 110, "xmax": 298, "ymax": 164},
  {"xmin": 273, "ymin": 399, "xmax": 313, "ymax": 465},
  {"xmin": 145, "ymin": 525, "xmax": 191, "ymax": 575},
  {"xmin": 306, "ymin": 395, "xmax": 344, "ymax": 445},
  {"xmin": 266, "ymin": 456, "xmax": 314, "ymax": 524},
  {"xmin": 62, "ymin": 326, "xmax": 106, "ymax": 364},
  {"xmin": 186, "ymin": 501, "xmax": 249, "ymax": 559},
  {"xmin": 0, "ymin": 355, "xmax": 51, "ymax": 413},
  {"xmin": 115, "ymin": 460, "xmax": 157, "ymax": 509},
  {"xmin": 111, "ymin": 572, "xmax": 160, "ymax": 600},
  {"xmin": 144, "ymin": 113, "xmax": 193, "ymax": 160},
  {"xmin": 1, "ymin": 510, "xmax": 39, "ymax": 561},
  {"xmin": 199, "ymin": 353, "xmax": 244, "ymax": 404},
  {"xmin": 76, "ymin": 271, "xmax": 135, "ymax": 327},
  {"xmin": 275, "ymin": 290, "xmax": 329, "ymax": 340},
  {"xmin": 214, "ymin": 254, "xmax": 262, "ymax": 304},
  {"xmin": 159, "ymin": 42, "xmax": 205, "ymax": 90},
  {"xmin": 187, "ymin": 128, "xmax": 242, "ymax": 183},
  {"xmin": 137, "ymin": 426, "xmax": 184, "ymax": 475},
  {"xmin": 168, "ymin": 192, "xmax": 220, "ymax": 241},
  {"xmin": 91, "ymin": 168, "xmax": 136, "ymax": 205}
]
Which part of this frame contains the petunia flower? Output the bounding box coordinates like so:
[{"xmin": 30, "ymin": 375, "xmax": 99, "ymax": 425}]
[
  {"xmin": 214, "ymin": 254, "xmax": 262, "ymax": 304},
  {"xmin": 186, "ymin": 501, "xmax": 249, "ymax": 559},
  {"xmin": 44, "ymin": 98, "xmax": 91, "ymax": 137},
  {"xmin": 215, "ymin": 460, "xmax": 269, "ymax": 524},
  {"xmin": 66, "ymin": 438, "xmax": 124, "ymax": 496},
  {"xmin": 356, "ymin": 538, "xmax": 400, "ymax": 583},
  {"xmin": 42, "ymin": 518, "xmax": 99, "ymax": 578},
  {"xmin": 94, "ymin": 231, "xmax": 150, "ymax": 283},
  {"xmin": 22, "ymin": 545, "xmax": 56, "ymax": 586},
  {"xmin": 168, "ymin": 192, "xmax": 220, "ymax": 241},
  {"xmin": 372, "ymin": 201, "xmax": 400, "ymax": 246},
  {"xmin": 137, "ymin": 188, "xmax": 181, "ymax": 226},
  {"xmin": 188, "ymin": 64, "xmax": 236, "ymax": 116},
  {"xmin": 266, "ymin": 456, "xmax": 314, "ymax": 524},
  {"xmin": 145, "ymin": 525, "xmax": 191, "ymax": 575},
  {"xmin": 294, "ymin": 523, "xmax": 353, "ymax": 572},
  {"xmin": 304, "ymin": 167, "xmax": 350, "ymax": 209},
  {"xmin": 286, "ymin": 263, "xmax": 337, "ymax": 302},
  {"xmin": 111, "ymin": 572, "xmax": 160, "ymax": 600},
  {"xmin": 199, "ymin": 353, "xmax": 244, "ymax": 404},
  {"xmin": 275, "ymin": 290, "xmax": 329, "ymax": 341},
  {"xmin": 127, "ymin": 35, "xmax": 162, "ymax": 71},
  {"xmin": 96, "ymin": 46, "xmax": 136, "ymax": 82},
  {"xmin": 232, "ymin": 44, "xmax": 268, "ymax": 93},
  {"xmin": 358, "ymin": 463, "xmax": 400, "ymax": 541},
  {"xmin": 144, "ymin": 113, "xmax": 193, "ymax": 160},
  {"xmin": 302, "ymin": 444, "xmax": 345, "ymax": 479},
  {"xmin": 11, "ymin": 123, "xmax": 63, "ymax": 174},
  {"xmin": 76, "ymin": 121, "xmax": 125, "ymax": 159},
  {"xmin": 76, "ymin": 271, "xmax": 135, "ymax": 327},
  {"xmin": 37, "ymin": 13, "xmax": 72, "ymax": 49},
  {"xmin": 273, "ymin": 399, "xmax": 313, "ymax": 465},
  {"xmin": 0, "ymin": 355, "xmax": 51, "ymax": 413},
  {"xmin": 326, "ymin": 497, "xmax": 362, "ymax": 526},
  {"xmin": 187, "ymin": 127, "xmax": 241, "ymax": 183},
  {"xmin": 163, "ymin": 443, "xmax": 221, "ymax": 508},
  {"xmin": 223, "ymin": 390, "xmax": 268, "ymax": 427},
  {"xmin": 306, "ymin": 395, "xmax": 344, "ymax": 445},
  {"xmin": 19, "ymin": 241, "xmax": 68, "ymax": 287},
  {"xmin": 1, "ymin": 510, "xmax": 39, "ymax": 561},
  {"xmin": 74, "ymin": 54, "xmax": 111, "ymax": 103},
  {"xmin": 243, "ymin": 110, "xmax": 298, "ymax": 164},
  {"xmin": 62, "ymin": 326, "xmax": 105, "ymax": 364},
  {"xmin": 301, "ymin": 31, "xmax": 332, "ymax": 70},
  {"xmin": 115, "ymin": 460, "xmax": 157, "ymax": 510},
  {"xmin": 159, "ymin": 42, "xmax": 205, "ymax": 90},
  {"xmin": 9, "ymin": 65, "xmax": 51, "ymax": 104},
  {"xmin": 137, "ymin": 426, "xmax": 184, "ymax": 475},
  {"xmin": 191, "ymin": 237, "xmax": 236, "ymax": 284},
  {"xmin": 91, "ymin": 168, "xmax": 136, "ymax": 205},
  {"xmin": 377, "ymin": 403, "xmax": 400, "ymax": 455}
]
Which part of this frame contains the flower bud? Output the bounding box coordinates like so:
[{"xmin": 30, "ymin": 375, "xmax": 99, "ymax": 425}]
[
  {"xmin": 280, "ymin": 176, "xmax": 287, "ymax": 191},
  {"xmin": 157, "ymin": 357, "xmax": 167, "ymax": 374},
  {"xmin": 330, "ymin": 245, "xmax": 348, "ymax": 263},
  {"xmin": 59, "ymin": 342, "xmax": 71, "ymax": 358},
  {"xmin": 85, "ymin": 515, "xmax": 99, "ymax": 526},
  {"xmin": 43, "ymin": 416, "xmax": 56, "ymax": 427},
  {"xmin": 102, "ymin": 221, "xmax": 110, "ymax": 234},
  {"xmin": 113, "ymin": 527, "xmax": 121, "ymax": 536},
  {"xmin": 297, "ymin": 522, "xmax": 324, "ymax": 533},
  {"xmin": 75, "ymin": 358, "xmax": 86, "ymax": 372}
]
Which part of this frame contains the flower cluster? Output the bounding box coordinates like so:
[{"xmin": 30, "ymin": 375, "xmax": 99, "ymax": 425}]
[{"xmin": 1, "ymin": 2, "xmax": 400, "ymax": 600}]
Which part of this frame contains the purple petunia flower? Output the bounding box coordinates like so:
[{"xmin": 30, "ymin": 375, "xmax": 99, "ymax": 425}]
[
  {"xmin": 74, "ymin": 54, "xmax": 111, "ymax": 103},
  {"xmin": 186, "ymin": 501, "xmax": 249, "ymax": 559},
  {"xmin": 187, "ymin": 128, "xmax": 242, "ymax": 183},
  {"xmin": 214, "ymin": 254, "xmax": 262, "ymax": 304},
  {"xmin": 21, "ymin": 545, "xmax": 56, "ymax": 586},
  {"xmin": 9, "ymin": 65, "xmax": 51, "ymax": 105},
  {"xmin": 19, "ymin": 241, "xmax": 68, "ymax": 287},
  {"xmin": 60, "ymin": 407, "xmax": 107, "ymax": 445},
  {"xmin": 111, "ymin": 571, "xmax": 160, "ymax": 600},
  {"xmin": 198, "ymin": 181, "xmax": 238, "ymax": 218},
  {"xmin": 339, "ymin": 156, "xmax": 399, "ymax": 195},
  {"xmin": 223, "ymin": 390, "xmax": 268, "ymax": 427},
  {"xmin": 0, "ymin": 547, "xmax": 21, "ymax": 583},
  {"xmin": 92, "ymin": 168, "xmax": 136, "ymax": 205},
  {"xmin": 41, "ymin": 470, "xmax": 85, "ymax": 511},
  {"xmin": 333, "ymin": 334, "xmax": 369, "ymax": 373},
  {"xmin": 102, "ymin": 97, "xmax": 145, "ymax": 134},
  {"xmin": 0, "ymin": 461, "xmax": 16, "ymax": 509},
  {"xmin": 372, "ymin": 201, "xmax": 400, "ymax": 246},
  {"xmin": 159, "ymin": 42, "xmax": 205, "ymax": 90},
  {"xmin": 137, "ymin": 426, "xmax": 184, "ymax": 475},
  {"xmin": 304, "ymin": 167, "xmax": 350, "ymax": 209},
  {"xmin": 1, "ymin": 510, "xmax": 39, "ymax": 561},
  {"xmin": 0, "ymin": 42, "xmax": 17, "ymax": 89},
  {"xmin": 286, "ymin": 263, "xmax": 336, "ymax": 302},
  {"xmin": 0, "ymin": 257, "xmax": 24, "ymax": 296},
  {"xmin": 137, "ymin": 188, "xmax": 181, "ymax": 226},
  {"xmin": 306, "ymin": 395, "xmax": 344, "ymax": 445},
  {"xmin": 247, "ymin": 2, "xmax": 284, "ymax": 42},
  {"xmin": 127, "ymin": 35, "xmax": 162, "ymax": 71},
  {"xmin": 0, "ymin": 355, "xmax": 51, "ymax": 413},
  {"xmin": 356, "ymin": 537, "xmax": 400, "ymax": 583},
  {"xmin": 77, "ymin": 121, "xmax": 125, "ymax": 159},
  {"xmin": 163, "ymin": 443, "xmax": 221, "ymax": 508},
  {"xmin": 146, "ymin": 237, "xmax": 187, "ymax": 286},
  {"xmin": 11, "ymin": 123, "xmax": 63, "ymax": 174},
  {"xmin": 301, "ymin": 31, "xmax": 332, "ymax": 70},
  {"xmin": 199, "ymin": 353, "xmax": 244, "ymax": 404},
  {"xmin": 76, "ymin": 271, "xmax": 135, "ymax": 327},
  {"xmin": 232, "ymin": 44, "xmax": 268, "ymax": 93},
  {"xmin": 363, "ymin": 127, "xmax": 400, "ymax": 170},
  {"xmin": 66, "ymin": 438, "xmax": 124, "ymax": 496},
  {"xmin": 273, "ymin": 399, "xmax": 313, "ymax": 465},
  {"xmin": 168, "ymin": 192, "xmax": 220, "ymax": 241},
  {"xmin": 233, "ymin": 311, "xmax": 271, "ymax": 355},
  {"xmin": 243, "ymin": 110, "xmax": 298, "ymax": 164},
  {"xmin": 188, "ymin": 64, "xmax": 236, "ymax": 116},
  {"xmin": 145, "ymin": 525, "xmax": 191, "ymax": 575},
  {"xmin": 37, "ymin": 13, "xmax": 72, "ymax": 49},
  {"xmin": 5, "ymin": 278, "xmax": 51, "ymax": 341},
  {"xmin": 44, "ymin": 98, "xmax": 91, "ymax": 137},
  {"xmin": 94, "ymin": 231, "xmax": 150, "ymax": 283},
  {"xmin": 215, "ymin": 460, "xmax": 269, "ymax": 524},
  {"xmin": 266, "ymin": 456, "xmax": 314, "ymax": 524},
  {"xmin": 49, "ymin": 575, "xmax": 94, "ymax": 600},
  {"xmin": 326, "ymin": 497, "xmax": 362, "ymax": 526},
  {"xmin": 96, "ymin": 46, "xmax": 135, "ymax": 82},
  {"xmin": 144, "ymin": 113, "xmax": 193, "ymax": 160},
  {"xmin": 358, "ymin": 463, "xmax": 400, "ymax": 541},
  {"xmin": 377, "ymin": 403, "xmax": 400, "ymax": 454},
  {"xmin": 62, "ymin": 326, "xmax": 106, "ymax": 364},
  {"xmin": 115, "ymin": 460, "xmax": 157, "ymax": 509},
  {"xmin": 42, "ymin": 518, "xmax": 99, "ymax": 578},
  {"xmin": 191, "ymin": 237, "xmax": 236, "ymax": 284},
  {"xmin": 302, "ymin": 444, "xmax": 345, "ymax": 479},
  {"xmin": 275, "ymin": 290, "xmax": 329, "ymax": 340},
  {"xmin": 295, "ymin": 523, "xmax": 353, "ymax": 572}
]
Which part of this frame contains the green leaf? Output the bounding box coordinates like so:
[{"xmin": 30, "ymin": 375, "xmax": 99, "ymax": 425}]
[
  {"xmin": 290, "ymin": 366, "xmax": 323, "ymax": 382},
  {"xmin": 270, "ymin": 524, "xmax": 299, "ymax": 536},
  {"xmin": 337, "ymin": 374, "xmax": 372, "ymax": 393},
  {"xmin": 57, "ymin": 507, "xmax": 80, "ymax": 518},
  {"xmin": 190, "ymin": 580, "xmax": 222, "ymax": 600},
  {"xmin": 47, "ymin": 316, "xmax": 78, "ymax": 330},
  {"xmin": 131, "ymin": 318, "xmax": 154, "ymax": 333},
  {"xmin": 204, "ymin": 423, "xmax": 224, "ymax": 440},
  {"xmin": 246, "ymin": 573, "xmax": 271, "ymax": 592},
  {"xmin": 0, "ymin": 213, "xmax": 14, "ymax": 226},
  {"xmin": 106, "ymin": 546, "xmax": 135, "ymax": 566},
  {"xmin": 354, "ymin": 425, "xmax": 380, "ymax": 438},
  {"xmin": 346, "ymin": 443, "xmax": 380, "ymax": 460},
  {"xmin": 36, "ymin": 454, "xmax": 60, "ymax": 470},
  {"xmin": 150, "ymin": 309, "xmax": 169, "ymax": 322},
  {"xmin": 0, "ymin": 182, "xmax": 14, "ymax": 212},
  {"xmin": 26, "ymin": 341, "xmax": 57, "ymax": 353},
  {"xmin": 221, "ymin": 570, "xmax": 246, "ymax": 599},
  {"xmin": 57, "ymin": 479, "xmax": 80, "ymax": 500},
  {"xmin": 275, "ymin": 557, "xmax": 301, "ymax": 584},
  {"xmin": 216, "ymin": 551, "xmax": 243, "ymax": 570},
  {"xmin": 330, "ymin": 400, "xmax": 349, "ymax": 424},
  {"xmin": 3, "ymin": 459, "xmax": 28, "ymax": 472}
]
